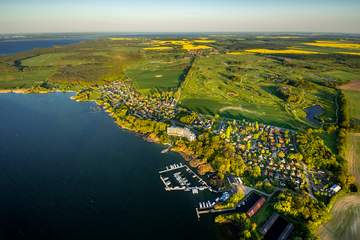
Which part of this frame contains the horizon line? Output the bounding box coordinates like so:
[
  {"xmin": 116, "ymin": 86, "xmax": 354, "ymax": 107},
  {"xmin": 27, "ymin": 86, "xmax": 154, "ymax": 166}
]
[{"xmin": 1, "ymin": 31, "xmax": 360, "ymax": 35}]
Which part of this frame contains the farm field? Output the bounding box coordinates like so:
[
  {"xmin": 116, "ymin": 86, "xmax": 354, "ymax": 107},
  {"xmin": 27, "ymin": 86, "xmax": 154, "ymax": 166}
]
[
  {"xmin": 318, "ymin": 194, "xmax": 360, "ymax": 240},
  {"xmin": 22, "ymin": 53, "xmax": 91, "ymax": 67},
  {"xmin": 341, "ymin": 81, "xmax": 360, "ymax": 125},
  {"xmin": 125, "ymin": 55, "xmax": 191, "ymax": 93},
  {"xmin": 0, "ymin": 68, "xmax": 56, "ymax": 89},
  {"xmin": 347, "ymin": 134, "xmax": 360, "ymax": 186},
  {"xmin": 0, "ymin": 39, "xmax": 143, "ymax": 89}
]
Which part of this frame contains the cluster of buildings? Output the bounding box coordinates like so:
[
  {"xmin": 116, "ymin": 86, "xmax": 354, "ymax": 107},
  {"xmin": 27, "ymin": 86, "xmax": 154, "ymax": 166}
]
[
  {"xmin": 217, "ymin": 120, "xmax": 305, "ymax": 189},
  {"xmin": 100, "ymin": 81, "xmax": 177, "ymax": 120},
  {"xmin": 192, "ymin": 115, "xmax": 214, "ymax": 130}
]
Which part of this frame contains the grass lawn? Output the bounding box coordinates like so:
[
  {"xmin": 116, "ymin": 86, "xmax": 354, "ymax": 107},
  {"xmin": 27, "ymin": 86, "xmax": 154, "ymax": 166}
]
[
  {"xmin": 0, "ymin": 68, "xmax": 56, "ymax": 89},
  {"xmin": 252, "ymin": 201, "xmax": 273, "ymax": 227},
  {"xmin": 125, "ymin": 56, "xmax": 190, "ymax": 93},
  {"xmin": 344, "ymin": 90, "xmax": 360, "ymax": 123},
  {"xmin": 22, "ymin": 53, "xmax": 91, "ymax": 67}
]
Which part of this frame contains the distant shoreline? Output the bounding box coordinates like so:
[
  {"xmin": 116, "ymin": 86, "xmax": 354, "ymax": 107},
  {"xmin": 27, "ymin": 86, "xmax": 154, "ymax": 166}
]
[
  {"xmin": 0, "ymin": 88, "xmax": 74, "ymax": 94},
  {"xmin": 0, "ymin": 89, "xmax": 31, "ymax": 94}
]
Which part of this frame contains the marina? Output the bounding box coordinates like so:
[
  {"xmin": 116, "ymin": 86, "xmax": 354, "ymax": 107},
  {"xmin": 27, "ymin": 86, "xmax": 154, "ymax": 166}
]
[{"xmin": 159, "ymin": 163, "xmax": 211, "ymax": 194}]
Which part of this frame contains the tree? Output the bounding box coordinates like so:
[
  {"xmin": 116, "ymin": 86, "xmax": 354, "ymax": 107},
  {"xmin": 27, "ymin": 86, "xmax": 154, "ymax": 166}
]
[
  {"xmin": 225, "ymin": 125, "xmax": 232, "ymax": 139},
  {"xmin": 243, "ymin": 230, "xmax": 251, "ymax": 239},
  {"xmin": 278, "ymin": 151, "xmax": 285, "ymax": 158},
  {"xmin": 179, "ymin": 112, "xmax": 198, "ymax": 125},
  {"xmin": 253, "ymin": 166, "xmax": 261, "ymax": 178},
  {"xmin": 289, "ymin": 153, "xmax": 303, "ymax": 162}
]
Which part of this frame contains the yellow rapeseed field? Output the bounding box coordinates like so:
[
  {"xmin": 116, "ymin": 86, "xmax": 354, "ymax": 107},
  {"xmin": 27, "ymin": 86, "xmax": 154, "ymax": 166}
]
[
  {"xmin": 193, "ymin": 39, "xmax": 216, "ymax": 43},
  {"xmin": 110, "ymin": 37, "xmax": 138, "ymax": 41},
  {"xmin": 337, "ymin": 52, "xmax": 360, "ymax": 56},
  {"xmin": 256, "ymin": 36, "xmax": 301, "ymax": 39},
  {"xmin": 245, "ymin": 49, "xmax": 320, "ymax": 54},
  {"xmin": 182, "ymin": 44, "xmax": 212, "ymax": 51},
  {"xmin": 226, "ymin": 51, "xmax": 254, "ymax": 55},
  {"xmin": 304, "ymin": 41, "xmax": 360, "ymax": 49},
  {"xmin": 143, "ymin": 46, "xmax": 173, "ymax": 51},
  {"xmin": 150, "ymin": 39, "xmax": 213, "ymax": 51},
  {"xmin": 153, "ymin": 40, "xmax": 190, "ymax": 45}
]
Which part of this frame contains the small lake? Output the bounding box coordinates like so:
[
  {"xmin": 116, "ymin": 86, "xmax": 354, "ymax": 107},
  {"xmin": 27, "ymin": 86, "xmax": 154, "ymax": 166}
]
[
  {"xmin": 304, "ymin": 105, "xmax": 325, "ymax": 125},
  {"xmin": 0, "ymin": 93, "xmax": 219, "ymax": 239}
]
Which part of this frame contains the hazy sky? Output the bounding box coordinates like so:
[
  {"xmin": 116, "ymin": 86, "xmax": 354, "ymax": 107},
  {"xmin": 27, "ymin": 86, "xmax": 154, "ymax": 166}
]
[{"xmin": 1, "ymin": 0, "xmax": 360, "ymax": 34}]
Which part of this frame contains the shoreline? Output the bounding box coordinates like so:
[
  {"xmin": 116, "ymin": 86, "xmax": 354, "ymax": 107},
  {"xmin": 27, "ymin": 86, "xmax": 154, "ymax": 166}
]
[
  {"xmin": 0, "ymin": 88, "xmax": 75, "ymax": 94},
  {"xmin": 0, "ymin": 87, "xmax": 216, "ymax": 179},
  {"xmin": 0, "ymin": 89, "xmax": 32, "ymax": 94}
]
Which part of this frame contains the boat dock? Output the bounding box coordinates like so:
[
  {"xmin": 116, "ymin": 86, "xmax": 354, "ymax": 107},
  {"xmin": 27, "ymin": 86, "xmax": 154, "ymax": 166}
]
[
  {"xmin": 159, "ymin": 163, "xmax": 211, "ymax": 194},
  {"xmin": 195, "ymin": 206, "xmax": 237, "ymax": 219},
  {"xmin": 158, "ymin": 163, "xmax": 185, "ymax": 174}
]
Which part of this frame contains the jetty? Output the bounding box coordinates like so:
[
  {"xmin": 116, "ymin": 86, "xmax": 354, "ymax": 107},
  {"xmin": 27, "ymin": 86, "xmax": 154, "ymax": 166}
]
[{"xmin": 195, "ymin": 207, "xmax": 237, "ymax": 219}]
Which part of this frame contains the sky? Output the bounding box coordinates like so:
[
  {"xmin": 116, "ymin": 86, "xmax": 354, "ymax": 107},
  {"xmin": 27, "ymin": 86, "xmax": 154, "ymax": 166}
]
[{"xmin": 1, "ymin": 0, "xmax": 360, "ymax": 34}]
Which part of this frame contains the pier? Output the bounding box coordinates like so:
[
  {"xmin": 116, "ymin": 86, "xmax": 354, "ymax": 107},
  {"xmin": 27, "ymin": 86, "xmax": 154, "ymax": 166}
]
[
  {"xmin": 158, "ymin": 163, "xmax": 211, "ymax": 194},
  {"xmin": 158, "ymin": 163, "xmax": 185, "ymax": 174},
  {"xmin": 195, "ymin": 207, "xmax": 237, "ymax": 219}
]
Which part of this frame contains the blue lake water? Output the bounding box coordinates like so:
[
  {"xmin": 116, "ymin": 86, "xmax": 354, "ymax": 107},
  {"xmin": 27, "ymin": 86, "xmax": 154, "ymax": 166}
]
[
  {"xmin": 0, "ymin": 93, "xmax": 219, "ymax": 239},
  {"xmin": 0, "ymin": 38, "xmax": 84, "ymax": 55}
]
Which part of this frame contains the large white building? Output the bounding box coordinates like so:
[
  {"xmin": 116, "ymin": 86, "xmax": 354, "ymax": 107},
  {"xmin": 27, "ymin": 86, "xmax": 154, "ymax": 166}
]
[{"xmin": 167, "ymin": 126, "xmax": 196, "ymax": 141}]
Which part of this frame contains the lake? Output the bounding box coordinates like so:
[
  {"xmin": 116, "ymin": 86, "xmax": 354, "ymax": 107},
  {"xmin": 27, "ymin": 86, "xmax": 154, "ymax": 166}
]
[
  {"xmin": 0, "ymin": 38, "xmax": 86, "ymax": 55},
  {"xmin": 0, "ymin": 93, "xmax": 220, "ymax": 239}
]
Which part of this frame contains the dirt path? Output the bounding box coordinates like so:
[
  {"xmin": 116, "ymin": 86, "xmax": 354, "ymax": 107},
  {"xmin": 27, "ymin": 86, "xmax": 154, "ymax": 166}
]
[{"xmin": 338, "ymin": 80, "xmax": 360, "ymax": 91}]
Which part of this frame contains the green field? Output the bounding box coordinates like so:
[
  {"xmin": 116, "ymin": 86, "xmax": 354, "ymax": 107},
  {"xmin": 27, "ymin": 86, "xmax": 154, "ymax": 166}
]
[
  {"xmin": 125, "ymin": 56, "xmax": 190, "ymax": 93},
  {"xmin": 177, "ymin": 54, "xmax": 341, "ymax": 129},
  {"xmin": 344, "ymin": 90, "xmax": 360, "ymax": 124},
  {"xmin": 347, "ymin": 134, "xmax": 360, "ymax": 185},
  {"xmin": 22, "ymin": 53, "xmax": 91, "ymax": 67},
  {"xmin": 0, "ymin": 68, "xmax": 56, "ymax": 89},
  {"xmin": 0, "ymin": 40, "xmax": 143, "ymax": 89}
]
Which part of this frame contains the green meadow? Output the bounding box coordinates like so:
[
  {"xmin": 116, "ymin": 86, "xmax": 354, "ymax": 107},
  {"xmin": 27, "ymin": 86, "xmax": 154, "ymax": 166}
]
[
  {"xmin": 22, "ymin": 53, "xmax": 91, "ymax": 67},
  {"xmin": 344, "ymin": 90, "xmax": 360, "ymax": 124},
  {"xmin": 125, "ymin": 55, "xmax": 191, "ymax": 93},
  {"xmin": 177, "ymin": 53, "xmax": 344, "ymax": 129}
]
